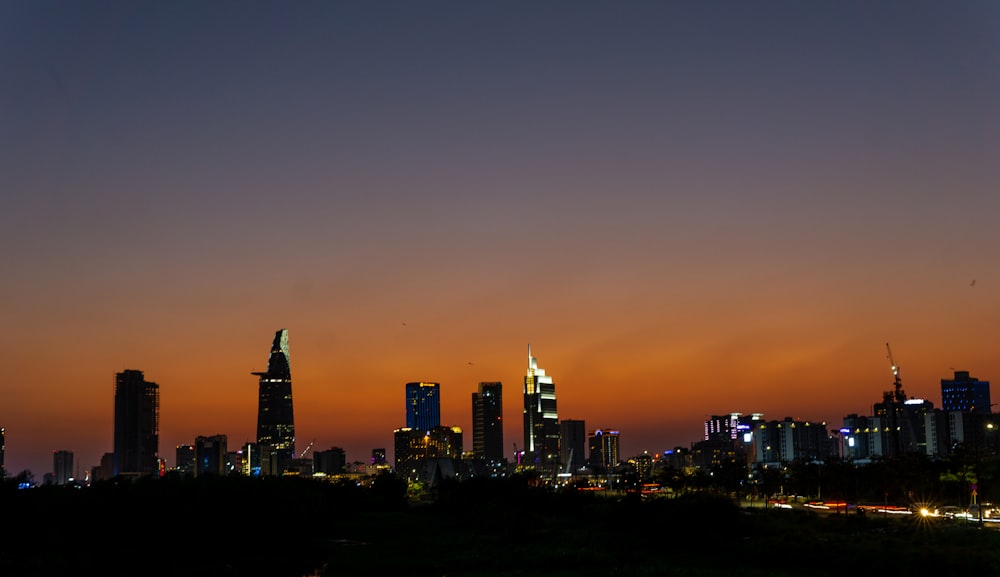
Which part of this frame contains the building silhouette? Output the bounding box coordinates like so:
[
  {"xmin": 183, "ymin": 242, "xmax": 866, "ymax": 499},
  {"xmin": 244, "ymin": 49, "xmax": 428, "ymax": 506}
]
[
  {"xmin": 314, "ymin": 447, "xmax": 347, "ymax": 475},
  {"xmin": 559, "ymin": 419, "xmax": 586, "ymax": 473},
  {"xmin": 472, "ymin": 381, "xmax": 503, "ymax": 461},
  {"xmin": 252, "ymin": 329, "xmax": 295, "ymax": 476},
  {"xmin": 0, "ymin": 427, "xmax": 5, "ymax": 473},
  {"xmin": 195, "ymin": 435, "xmax": 227, "ymax": 476},
  {"xmin": 523, "ymin": 345, "xmax": 559, "ymax": 471},
  {"xmin": 588, "ymin": 429, "xmax": 620, "ymax": 472},
  {"xmin": 941, "ymin": 370, "xmax": 992, "ymax": 414},
  {"xmin": 113, "ymin": 369, "xmax": 160, "ymax": 477},
  {"xmin": 175, "ymin": 444, "xmax": 195, "ymax": 476},
  {"xmin": 406, "ymin": 382, "xmax": 441, "ymax": 431},
  {"xmin": 53, "ymin": 450, "xmax": 73, "ymax": 485}
]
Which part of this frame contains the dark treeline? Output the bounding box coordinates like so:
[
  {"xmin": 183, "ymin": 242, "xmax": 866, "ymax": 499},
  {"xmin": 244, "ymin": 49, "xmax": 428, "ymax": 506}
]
[{"xmin": 3, "ymin": 466, "xmax": 1000, "ymax": 577}]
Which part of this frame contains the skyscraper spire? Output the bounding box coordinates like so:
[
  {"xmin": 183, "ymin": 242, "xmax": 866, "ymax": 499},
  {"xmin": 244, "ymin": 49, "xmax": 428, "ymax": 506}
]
[{"xmin": 253, "ymin": 328, "xmax": 295, "ymax": 476}]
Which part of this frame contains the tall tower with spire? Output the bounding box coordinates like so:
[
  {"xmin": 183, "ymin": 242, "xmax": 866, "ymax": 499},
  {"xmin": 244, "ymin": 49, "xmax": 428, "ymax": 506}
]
[
  {"xmin": 523, "ymin": 345, "xmax": 559, "ymax": 472},
  {"xmin": 253, "ymin": 329, "xmax": 295, "ymax": 475}
]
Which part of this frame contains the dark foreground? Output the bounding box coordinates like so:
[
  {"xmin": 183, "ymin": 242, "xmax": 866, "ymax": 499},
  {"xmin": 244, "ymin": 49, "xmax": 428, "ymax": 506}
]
[{"xmin": 4, "ymin": 474, "xmax": 999, "ymax": 577}]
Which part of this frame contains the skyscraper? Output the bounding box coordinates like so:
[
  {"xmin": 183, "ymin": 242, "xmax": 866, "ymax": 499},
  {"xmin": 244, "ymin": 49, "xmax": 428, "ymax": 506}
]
[
  {"xmin": 253, "ymin": 329, "xmax": 295, "ymax": 476},
  {"xmin": 406, "ymin": 382, "xmax": 441, "ymax": 431},
  {"xmin": 53, "ymin": 450, "xmax": 73, "ymax": 485},
  {"xmin": 472, "ymin": 381, "xmax": 503, "ymax": 461},
  {"xmin": 523, "ymin": 345, "xmax": 559, "ymax": 471},
  {"xmin": 113, "ymin": 369, "xmax": 160, "ymax": 477}
]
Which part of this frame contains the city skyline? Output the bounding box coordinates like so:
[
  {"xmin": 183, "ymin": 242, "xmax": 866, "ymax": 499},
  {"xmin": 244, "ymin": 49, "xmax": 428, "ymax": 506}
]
[{"xmin": 2, "ymin": 2, "xmax": 999, "ymax": 479}]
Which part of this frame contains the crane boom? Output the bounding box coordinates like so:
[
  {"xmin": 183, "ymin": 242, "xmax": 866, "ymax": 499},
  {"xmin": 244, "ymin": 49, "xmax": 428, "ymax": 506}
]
[{"xmin": 885, "ymin": 342, "xmax": 905, "ymax": 402}]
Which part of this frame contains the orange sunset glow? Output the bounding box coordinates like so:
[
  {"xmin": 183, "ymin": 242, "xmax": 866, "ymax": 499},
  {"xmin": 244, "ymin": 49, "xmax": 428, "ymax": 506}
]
[{"xmin": 2, "ymin": 1, "xmax": 998, "ymax": 480}]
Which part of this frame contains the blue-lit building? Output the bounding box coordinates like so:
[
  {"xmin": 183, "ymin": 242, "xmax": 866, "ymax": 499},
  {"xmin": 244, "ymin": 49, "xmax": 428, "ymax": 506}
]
[
  {"xmin": 941, "ymin": 370, "xmax": 991, "ymax": 414},
  {"xmin": 406, "ymin": 382, "xmax": 441, "ymax": 431}
]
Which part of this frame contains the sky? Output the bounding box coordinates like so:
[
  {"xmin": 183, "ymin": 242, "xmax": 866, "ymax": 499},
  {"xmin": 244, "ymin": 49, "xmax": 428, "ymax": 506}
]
[{"xmin": 2, "ymin": 1, "xmax": 999, "ymax": 480}]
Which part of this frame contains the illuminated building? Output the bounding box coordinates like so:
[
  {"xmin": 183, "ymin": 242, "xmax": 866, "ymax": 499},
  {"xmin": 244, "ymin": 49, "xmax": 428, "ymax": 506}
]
[
  {"xmin": 941, "ymin": 370, "xmax": 992, "ymax": 414},
  {"xmin": 588, "ymin": 429, "xmax": 620, "ymax": 471},
  {"xmin": 0, "ymin": 427, "xmax": 4, "ymax": 471},
  {"xmin": 53, "ymin": 450, "xmax": 73, "ymax": 485},
  {"xmin": 252, "ymin": 329, "xmax": 295, "ymax": 476},
  {"xmin": 472, "ymin": 382, "xmax": 503, "ymax": 461},
  {"xmin": 394, "ymin": 426, "xmax": 463, "ymax": 473},
  {"xmin": 559, "ymin": 419, "xmax": 586, "ymax": 473},
  {"xmin": 175, "ymin": 444, "xmax": 195, "ymax": 475},
  {"xmin": 752, "ymin": 417, "xmax": 830, "ymax": 465},
  {"xmin": 371, "ymin": 448, "xmax": 386, "ymax": 466},
  {"xmin": 523, "ymin": 345, "xmax": 559, "ymax": 471},
  {"xmin": 113, "ymin": 369, "xmax": 160, "ymax": 477},
  {"xmin": 406, "ymin": 382, "xmax": 441, "ymax": 431},
  {"xmin": 195, "ymin": 435, "xmax": 227, "ymax": 476}
]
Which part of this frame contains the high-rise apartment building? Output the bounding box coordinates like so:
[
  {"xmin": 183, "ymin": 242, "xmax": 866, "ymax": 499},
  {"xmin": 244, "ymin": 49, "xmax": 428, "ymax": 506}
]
[
  {"xmin": 253, "ymin": 329, "xmax": 295, "ymax": 476},
  {"xmin": 472, "ymin": 381, "xmax": 503, "ymax": 461},
  {"xmin": 523, "ymin": 345, "xmax": 559, "ymax": 471},
  {"xmin": 941, "ymin": 370, "xmax": 992, "ymax": 414},
  {"xmin": 53, "ymin": 450, "xmax": 73, "ymax": 485},
  {"xmin": 406, "ymin": 382, "xmax": 441, "ymax": 431},
  {"xmin": 113, "ymin": 369, "xmax": 160, "ymax": 477}
]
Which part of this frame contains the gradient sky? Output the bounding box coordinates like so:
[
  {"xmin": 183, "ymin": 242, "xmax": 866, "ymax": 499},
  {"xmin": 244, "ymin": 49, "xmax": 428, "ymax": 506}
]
[{"xmin": 2, "ymin": 1, "xmax": 999, "ymax": 479}]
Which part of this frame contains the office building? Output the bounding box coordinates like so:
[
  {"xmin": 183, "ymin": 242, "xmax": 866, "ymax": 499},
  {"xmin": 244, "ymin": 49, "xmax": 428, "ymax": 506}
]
[
  {"xmin": 253, "ymin": 329, "xmax": 295, "ymax": 476},
  {"xmin": 371, "ymin": 448, "xmax": 386, "ymax": 466},
  {"xmin": 113, "ymin": 369, "xmax": 160, "ymax": 477},
  {"xmin": 0, "ymin": 427, "xmax": 4, "ymax": 472},
  {"xmin": 559, "ymin": 419, "xmax": 587, "ymax": 473},
  {"xmin": 406, "ymin": 382, "xmax": 441, "ymax": 431},
  {"xmin": 941, "ymin": 370, "xmax": 992, "ymax": 414},
  {"xmin": 472, "ymin": 381, "xmax": 503, "ymax": 461},
  {"xmin": 195, "ymin": 435, "xmax": 227, "ymax": 476},
  {"xmin": 523, "ymin": 345, "xmax": 559, "ymax": 470},
  {"xmin": 53, "ymin": 450, "xmax": 73, "ymax": 485}
]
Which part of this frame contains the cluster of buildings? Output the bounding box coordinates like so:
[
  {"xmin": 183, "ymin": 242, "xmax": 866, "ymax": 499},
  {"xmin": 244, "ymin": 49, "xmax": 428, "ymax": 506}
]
[{"xmin": 4, "ymin": 330, "xmax": 996, "ymax": 488}]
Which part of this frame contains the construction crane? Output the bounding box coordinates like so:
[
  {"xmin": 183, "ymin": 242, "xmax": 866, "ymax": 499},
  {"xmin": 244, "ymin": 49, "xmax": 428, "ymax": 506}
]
[
  {"xmin": 885, "ymin": 342, "xmax": 906, "ymax": 403},
  {"xmin": 298, "ymin": 439, "xmax": 316, "ymax": 459}
]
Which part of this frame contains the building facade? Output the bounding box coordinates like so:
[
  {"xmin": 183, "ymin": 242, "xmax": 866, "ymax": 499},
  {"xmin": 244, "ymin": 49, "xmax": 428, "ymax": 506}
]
[
  {"xmin": 588, "ymin": 429, "xmax": 620, "ymax": 472},
  {"xmin": 472, "ymin": 381, "xmax": 503, "ymax": 461},
  {"xmin": 253, "ymin": 329, "xmax": 295, "ymax": 476},
  {"xmin": 175, "ymin": 444, "xmax": 195, "ymax": 476},
  {"xmin": 195, "ymin": 435, "xmax": 228, "ymax": 476},
  {"xmin": 406, "ymin": 382, "xmax": 441, "ymax": 432},
  {"xmin": 559, "ymin": 419, "xmax": 587, "ymax": 473},
  {"xmin": 941, "ymin": 370, "xmax": 992, "ymax": 414},
  {"xmin": 523, "ymin": 345, "xmax": 559, "ymax": 471},
  {"xmin": 113, "ymin": 369, "xmax": 160, "ymax": 477},
  {"xmin": 53, "ymin": 450, "xmax": 73, "ymax": 485}
]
